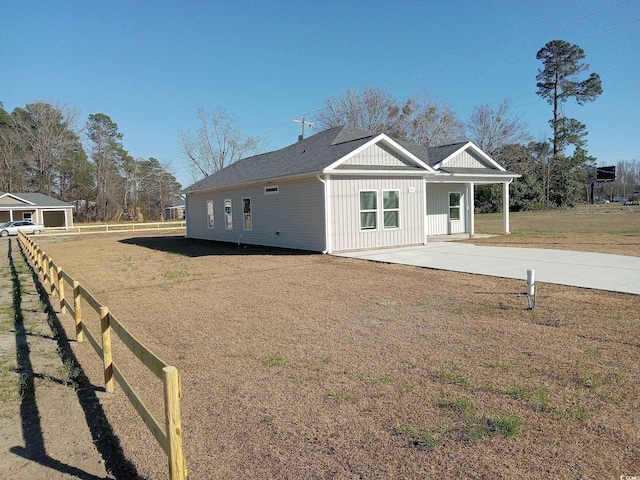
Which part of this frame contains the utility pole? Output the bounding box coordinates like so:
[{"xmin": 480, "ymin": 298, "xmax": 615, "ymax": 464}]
[{"xmin": 292, "ymin": 116, "xmax": 314, "ymax": 141}]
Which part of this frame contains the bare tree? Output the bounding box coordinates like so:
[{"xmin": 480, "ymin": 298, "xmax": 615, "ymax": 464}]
[
  {"xmin": 466, "ymin": 98, "xmax": 531, "ymax": 156},
  {"xmin": 314, "ymin": 87, "xmax": 465, "ymax": 147},
  {"xmin": 11, "ymin": 101, "xmax": 81, "ymax": 195},
  {"xmin": 179, "ymin": 107, "xmax": 260, "ymax": 180},
  {"xmin": 314, "ymin": 87, "xmax": 401, "ymax": 134},
  {"xmin": 400, "ymin": 93, "xmax": 466, "ymax": 147}
]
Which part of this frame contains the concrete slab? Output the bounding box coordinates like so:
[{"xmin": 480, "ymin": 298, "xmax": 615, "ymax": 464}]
[{"xmin": 334, "ymin": 243, "xmax": 640, "ymax": 295}]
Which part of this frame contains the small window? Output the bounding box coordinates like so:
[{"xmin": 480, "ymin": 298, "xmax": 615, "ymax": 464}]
[
  {"xmin": 243, "ymin": 197, "xmax": 252, "ymax": 230},
  {"xmin": 449, "ymin": 192, "xmax": 461, "ymax": 221},
  {"xmin": 224, "ymin": 199, "xmax": 233, "ymax": 230},
  {"xmin": 359, "ymin": 191, "xmax": 377, "ymax": 230},
  {"xmin": 383, "ymin": 190, "xmax": 399, "ymax": 229},
  {"xmin": 207, "ymin": 200, "xmax": 214, "ymax": 229},
  {"xmin": 264, "ymin": 185, "xmax": 279, "ymax": 195}
]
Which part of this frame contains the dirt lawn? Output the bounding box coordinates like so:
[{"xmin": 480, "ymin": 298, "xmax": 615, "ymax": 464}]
[{"xmin": 8, "ymin": 228, "xmax": 630, "ymax": 480}]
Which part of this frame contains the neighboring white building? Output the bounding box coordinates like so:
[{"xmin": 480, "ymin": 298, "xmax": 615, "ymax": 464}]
[
  {"xmin": 0, "ymin": 192, "xmax": 74, "ymax": 228},
  {"xmin": 183, "ymin": 126, "xmax": 519, "ymax": 253}
]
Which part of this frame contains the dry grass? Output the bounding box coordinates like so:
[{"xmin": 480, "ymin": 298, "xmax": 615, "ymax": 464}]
[
  {"xmin": 35, "ymin": 215, "xmax": 640, "ymax": 479},
  {"xmin": 470, "ymin": 203, "xmax": 640, "ymax": 256}
]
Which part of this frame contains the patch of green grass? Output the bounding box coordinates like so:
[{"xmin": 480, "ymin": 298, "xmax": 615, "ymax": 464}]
[
  {"xmin": 400, "ymin": 381, "xmax": 416, "ymax": 392},
  {"xmin": 465, "ymin": 416, "xmax": 491, "ymax": 443},
  {"xmin": 507, "ymin": 384, "xmax": 530, "ymax": 401},
  {"xmin": 489, "ymin": 414, "xmax": 521, "ymax": 437},
  {"xmin": 435, "ymin": 395, "xmax": 473, "ymax": 415},
  {"xmin": 395, "ymin": 424, "xmax": 445, "ymax": 451},
  {"xmin": 530, "ymin": 386, "xmax": 549, "ymax": 412},
  {"xmin": 262, "ymin": 355, "xmax": 286, "ymax": 367},
  {"xmin": 492, "ymin": 361, "xmax": 512, "ymax": 372},
  {"xmin": 557, "ymin": 402, "xmax": 588, "ymax": 421},
  {"xmin": 326, "ymin": 390, "xmax": 348, "ymax": 404},
  {"xmin": 438, "ymin": 362, "xmax": 470, "ymax": 389}
]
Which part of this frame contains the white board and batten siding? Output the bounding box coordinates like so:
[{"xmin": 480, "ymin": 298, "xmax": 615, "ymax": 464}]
[
  {"xmin": 185, "ymin": 177, "xmax": 326, "ymax": 251},
  {"xmin": 330, "ymin": 176, "xmax": 425, "ymax": 252},
  {"xmin": 342, "ymin": 143, "xmax": 415, "ymax": 167},
  {"xmin": 425, "ymin": 183, "xmax": 467, "ymax": 235},
  {"xmin": 444, "ymin": 149, "xmax": 490, "ymax": 168}
]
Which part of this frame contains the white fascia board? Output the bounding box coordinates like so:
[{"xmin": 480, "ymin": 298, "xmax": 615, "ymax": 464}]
[
  {"xmin": 426, "ymin": 172, "xmax": 521, "ymax": 183},
  {"xmin": 324, "ymin": 133, "xmax": 436, "ymax": 172},
  {"xmin": 0, "ymin": 193, "xmax": 36, "ymax": 205},
  {"xmin": 433, "ymin": 141, "xmax": 506, "ymax": 172},
  {"xmin": 326, "ymin": 169, "xmax": 437, "ymax": 177}
]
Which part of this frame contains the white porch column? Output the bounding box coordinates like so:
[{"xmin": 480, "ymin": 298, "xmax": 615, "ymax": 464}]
[
  {"xmin": 503, "ymin": 181, "xmax": 510, "ymax": 234},
  {"xmin": 468, "ymin": 182, "xmax": 475, "ymax": 238}
]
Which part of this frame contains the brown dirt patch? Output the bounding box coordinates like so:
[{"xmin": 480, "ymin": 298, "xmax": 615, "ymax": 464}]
[
  {"xmin": 28, "ymin": 229, "xmax": 640, "ymax": 479},
  {"xmin": 0, "ymin": 238, "xmax": 138, "ymax": 479}
]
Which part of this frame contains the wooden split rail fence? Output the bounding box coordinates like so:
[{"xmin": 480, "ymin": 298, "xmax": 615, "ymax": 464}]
[{"xmin": 17, "ymin": 231, "xmax": 187, "ymax": 480}]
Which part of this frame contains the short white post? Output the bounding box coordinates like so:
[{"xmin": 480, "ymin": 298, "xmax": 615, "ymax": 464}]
[{"xmin": 527, "ymin": 268, "xmax": 536, "ymax": 310}]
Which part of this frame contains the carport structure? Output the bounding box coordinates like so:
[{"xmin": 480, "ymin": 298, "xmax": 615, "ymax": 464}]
[{"xmin": 0, "ymin": 192, "xmax": 74, "ymax": 228}]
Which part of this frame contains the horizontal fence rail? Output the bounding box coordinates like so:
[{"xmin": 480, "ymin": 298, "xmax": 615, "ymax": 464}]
[
  {"xmin": 41, "ymin": 221, "xmax": 186, "ymax": 236},
  {"xmin": 17, "ymin": 231, "xmax": 187, "ymax": 480}
]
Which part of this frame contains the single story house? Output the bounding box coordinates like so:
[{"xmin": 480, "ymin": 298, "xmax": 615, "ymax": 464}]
[
  {"xmin": 164, "ymin": 199, "xmax": 186, "ymax": 221},
  {"xmin": 0, "ymin": 192, "xmax": 74, "ymax": 228},
  {"xmin": 183, "ymin": 125, "xmax": 519, "ymax": 253}
]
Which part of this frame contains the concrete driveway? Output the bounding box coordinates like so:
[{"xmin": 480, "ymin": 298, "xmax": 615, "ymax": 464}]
[{"xmin": 335, "ymin": 243, "xmax": 640, "ymax": 295}]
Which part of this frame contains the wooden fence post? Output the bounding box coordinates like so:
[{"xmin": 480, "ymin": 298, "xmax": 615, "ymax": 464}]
[
  {"xmin": 73, "ymin": 281, "xmax": 83, "ymax": 343},
  {"xmin": 164, "ymin": 366, "xmax": 186, "ymax": 480},
  {"xmin": 100, "ymin": 306, "xmax": 114, "ymax": 393},
  {"xmin": 48, "ymin": 259, "xmax": 55, "ymax": 295},
  {"xmin": 57, "ymin": 266, "xmax": 66, "ymax": 314}
]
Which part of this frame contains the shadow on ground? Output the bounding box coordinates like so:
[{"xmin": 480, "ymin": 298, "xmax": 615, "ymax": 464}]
[
  {"xmin": 8, "ymin": 238, "xmax": 141, "ymax": 479},
  {"xmin": 119, "ymin": 235, "xmax": 317, "ymax": 257}
]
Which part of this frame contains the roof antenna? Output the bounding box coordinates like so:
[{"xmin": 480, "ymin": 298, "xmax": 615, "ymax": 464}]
[{"xmin": 292, "ymin": 116, "xmax": 314, "ymax": 141}]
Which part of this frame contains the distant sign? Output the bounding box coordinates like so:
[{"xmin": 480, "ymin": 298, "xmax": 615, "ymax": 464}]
[{"xmin": 597, "ymin": 166, "xmax": 616, "ymax": 182}]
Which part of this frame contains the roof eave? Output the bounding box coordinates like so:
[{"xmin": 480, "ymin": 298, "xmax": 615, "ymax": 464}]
[{"xmin": 183, "ymin": 170, "xmax": 322, "ymax": 195}]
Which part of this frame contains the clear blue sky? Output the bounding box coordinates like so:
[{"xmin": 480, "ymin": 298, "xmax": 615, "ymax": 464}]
[{"xmin": 2, "ymin": 0, "xmax": 638, "ymax": 188}]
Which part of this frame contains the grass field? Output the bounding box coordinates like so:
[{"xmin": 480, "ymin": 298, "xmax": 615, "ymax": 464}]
[
  {"xmin": 471, "ymin": 203, "xmax": 640, "ymax": 256},
  {"xmin": 30, "ymin": 207, "xmax": 640, "ymax": 479}
]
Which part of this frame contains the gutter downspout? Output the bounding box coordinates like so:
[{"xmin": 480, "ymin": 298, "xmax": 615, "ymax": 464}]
[{"xmin": 317, "ymin": 174, "xmax": 331, "ymax": 254}]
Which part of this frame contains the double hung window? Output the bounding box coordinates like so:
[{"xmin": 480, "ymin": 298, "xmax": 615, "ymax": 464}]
[
  {"xmin": 449, "ymin": 192, "xmax": 461, "ymax": 220},
  {"xmin": 207, "ymin": 200, "xmax": 214, "ymax": 228},
  {"xmin": 382, "ymin": 190, "xmax": 399, "ymax": 229},
  {"xmin": 359, "ymin": 191, "xmax": 377, "ymax": 230}
]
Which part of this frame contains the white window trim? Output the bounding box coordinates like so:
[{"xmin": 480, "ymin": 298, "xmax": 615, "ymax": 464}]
[
  {"xmin": 449, "ymin": 191, "xmax": 462, "ymax": 221},
  {"xmin": 264, "ymin": 185, "xmax": 279, "ymax": 195},
  {"xmin": 382, "ymin": 189, "xmax": 400, "ymax": 230},
  {"xmin": 243, "ymin": 197, "xmax": 252, "ymax": 231},
  {"xmin": 359, "ymin": 189, "xmax": 378, "ymax": 231}
]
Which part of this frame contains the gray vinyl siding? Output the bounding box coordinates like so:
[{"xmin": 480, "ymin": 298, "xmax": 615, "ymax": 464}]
[
  {"xmin": 425, "ymin": 183, "xmax": 466, "ymax": 235},
  {"xmin": 342, "ymin": 143, "xmax": 415, "ymax": 167},
  {"xmin": 186, "ymin": 177, "xmax": 326, "ymax": 251},
  {"xmin": 444, "ymin": 150, "xmax": 490, "ymax": 168},
  {"xmin": 330, "ymin": 176, "xmax": 425, "ymax": 252}
]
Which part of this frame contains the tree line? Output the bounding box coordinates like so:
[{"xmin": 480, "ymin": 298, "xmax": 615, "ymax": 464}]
[
  {"xmin": 183, "ymin": 40, "xmax": 636, "ymax": 212},
  {"xmin": 0, "ymin": 102, "xmax": 182, "ymax": 222}
]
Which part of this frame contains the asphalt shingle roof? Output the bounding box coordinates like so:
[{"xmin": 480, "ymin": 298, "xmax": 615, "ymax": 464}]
[
  {"xmin": 183, "ymin": 126, "xmax": 514, "ymax": 193},
  {"xmin": 184, "ymin": 126, "xmax": 376, "ymax": 192},
  {"xmin": 0, "ymin": 192, "xmax": 72, "ymax": 207}
]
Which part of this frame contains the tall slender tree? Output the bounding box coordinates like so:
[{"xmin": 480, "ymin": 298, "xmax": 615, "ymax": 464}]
[
  {"xmin": 536, "ymin": 40, "xmax": 602, "ymax": 207},
  {"xmin": 86, "ymin": 113, "xmax": 125, "ymax": 221}
]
